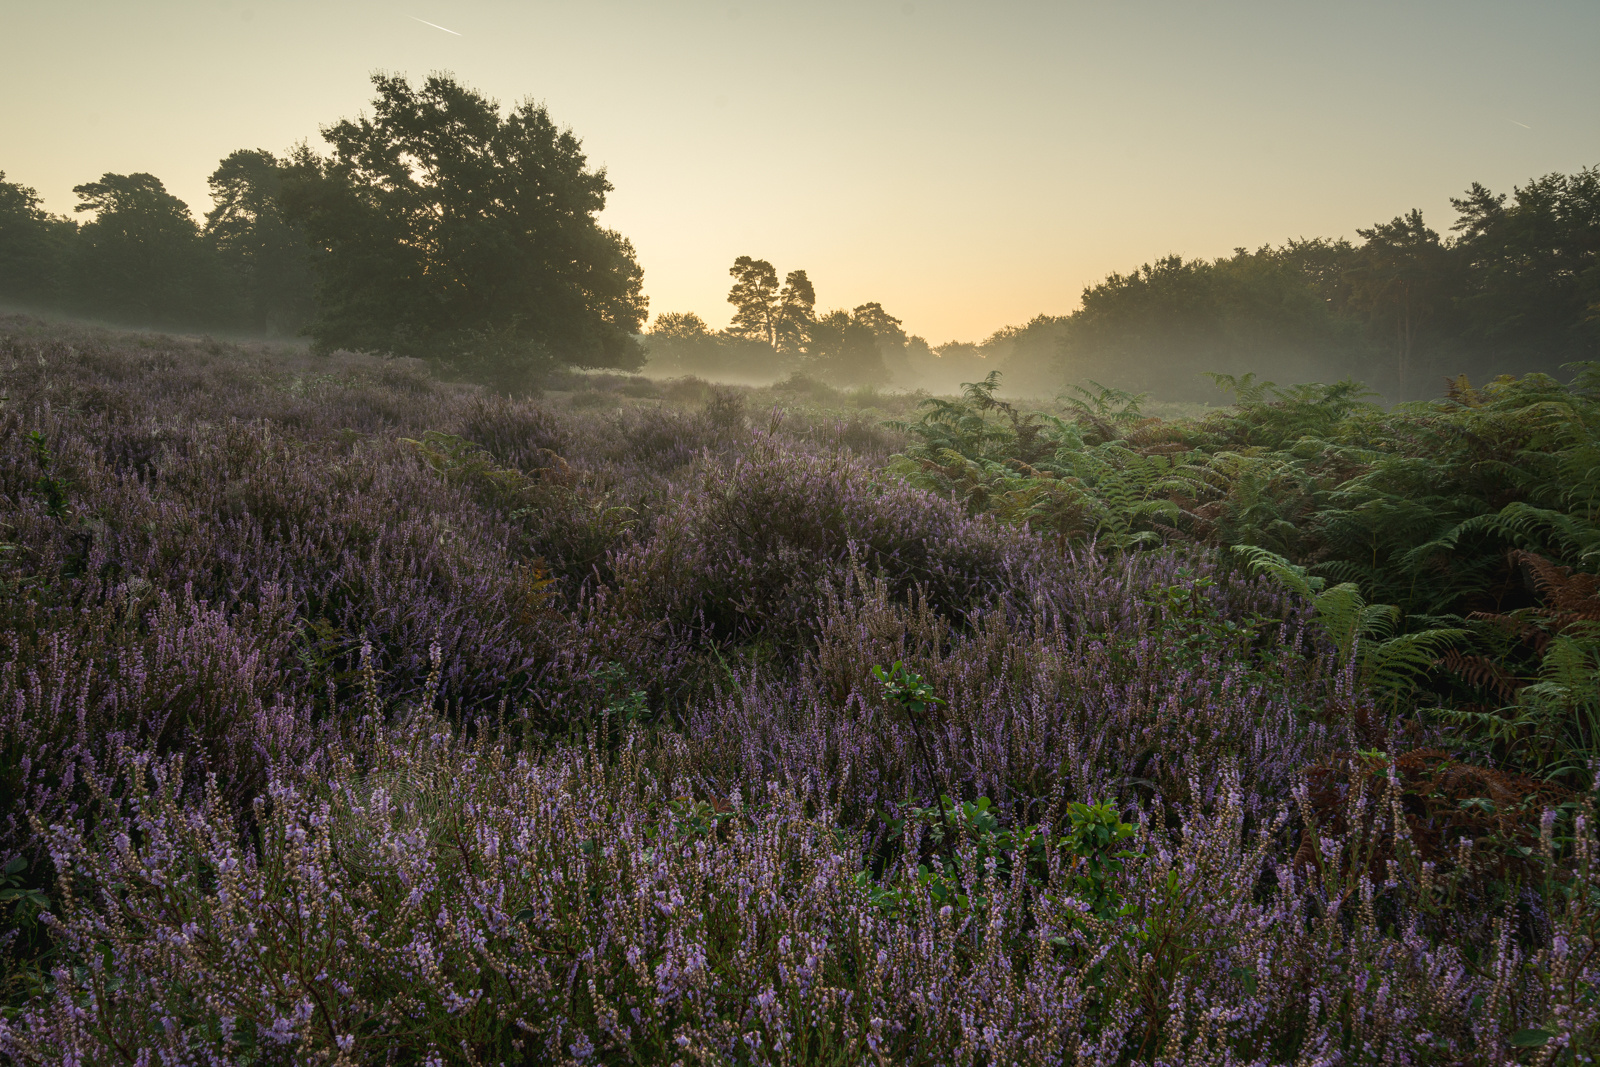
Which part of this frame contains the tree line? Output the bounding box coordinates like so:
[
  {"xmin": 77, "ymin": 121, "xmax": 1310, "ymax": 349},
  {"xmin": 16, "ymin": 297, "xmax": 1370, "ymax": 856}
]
[
  {"xmin": 0, "ymin": 74, "xmax": 647, "ymax": 391},
  {"xmin": 0, "ymin": 152, "xmax": 313, "ymax": 337},
  {"xmin": 964, "ymin": 172, "xmax": 1600, "ymax": 401},
  {"xmin": 3, "ymin": 71, "xmax": 1595, "ymax": 400},
  {"xmin": 644, "ymin": 256, "xmax": 917, "ymax": 387},
  {"xmin": 649, "ymin": 167, "xmax": 1599, "ymax": 401}
]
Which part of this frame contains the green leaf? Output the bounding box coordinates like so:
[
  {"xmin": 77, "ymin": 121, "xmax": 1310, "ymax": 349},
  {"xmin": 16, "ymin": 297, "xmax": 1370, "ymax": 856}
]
[{"xmin": 1508, "ymin": 1028, "xmax": 1552, "ymax": 1048}]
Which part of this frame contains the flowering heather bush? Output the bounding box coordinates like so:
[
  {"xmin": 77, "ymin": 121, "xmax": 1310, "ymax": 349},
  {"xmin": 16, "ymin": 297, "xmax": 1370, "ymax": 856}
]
[
  {"xmin": 1, "ymin": 316, "xmax": 1597, "ymax": 1062},
  {"xmin": 611, "ymin": 443, "xmax": 1042, "ymax": 650},
  {"xmin": 5, "ymin": 718, "xmax": 1598, "ymax": 1064},
  {"xmin": 681, "ymin": 554, "xmax": 1348, "ymax": 826}
]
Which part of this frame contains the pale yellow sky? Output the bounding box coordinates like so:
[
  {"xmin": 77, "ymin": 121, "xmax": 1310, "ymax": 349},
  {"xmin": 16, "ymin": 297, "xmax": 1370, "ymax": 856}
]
[{"xmin": 2, "ymin": 1, "xmax": 1597, "ymax": 342}]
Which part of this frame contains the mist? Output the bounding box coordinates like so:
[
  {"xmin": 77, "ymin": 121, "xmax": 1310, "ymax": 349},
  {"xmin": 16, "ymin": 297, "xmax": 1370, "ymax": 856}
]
[
  {"xmin": 6, "ymin": 17, "xmax": 1600, "ymax": 1057},
  {"xmin": 3, "ymin": 65, "xmax": 1596, "ymax": 410},
  {"xmin": 642, "ymin": 171, "xmax": 1599, "ymax": 406}
]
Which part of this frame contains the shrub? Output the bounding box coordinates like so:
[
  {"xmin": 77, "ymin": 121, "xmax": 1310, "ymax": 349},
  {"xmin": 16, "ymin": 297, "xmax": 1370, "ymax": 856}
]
[{"xmin": 5, "ymin": 728, "xmax": 1598, "ymax": 1064}]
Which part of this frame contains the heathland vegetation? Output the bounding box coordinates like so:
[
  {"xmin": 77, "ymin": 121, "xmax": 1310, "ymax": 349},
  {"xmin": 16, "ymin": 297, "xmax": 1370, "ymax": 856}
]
[
  {"xmin": 1, "ymin": 73, "xmax": 1599, "ymax": 1062},
  {"xmin": 0, "ymin": 316, "xmax": 1597, "ymax": 1061}
]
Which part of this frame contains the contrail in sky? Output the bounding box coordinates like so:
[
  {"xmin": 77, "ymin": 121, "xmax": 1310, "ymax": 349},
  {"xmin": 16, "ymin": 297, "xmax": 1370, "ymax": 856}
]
[
  {"xmin": 407, "ymin": 15, "xmax": 461, "ymax": 35},
  {"xmin": 1510, "ymin": 119, "xmax": 1532, "ymax": 129}
]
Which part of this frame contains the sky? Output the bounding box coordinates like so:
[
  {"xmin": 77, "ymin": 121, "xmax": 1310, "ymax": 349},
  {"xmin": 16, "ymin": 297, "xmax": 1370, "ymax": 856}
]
[{"xmin": 2, "ymin": 0, "xmax": 1597, "ymax": 343}]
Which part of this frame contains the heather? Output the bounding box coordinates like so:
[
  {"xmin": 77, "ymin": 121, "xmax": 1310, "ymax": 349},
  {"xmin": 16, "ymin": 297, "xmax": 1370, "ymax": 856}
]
[{"xmin": 1, "ymin": 316, "xmax": 1598, "ymax": 1063}]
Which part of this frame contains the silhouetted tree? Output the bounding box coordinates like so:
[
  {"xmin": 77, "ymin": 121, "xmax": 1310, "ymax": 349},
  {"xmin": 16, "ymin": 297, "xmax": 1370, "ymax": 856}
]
[
  {"xmin": 726, "ymin": 257, "xmax": 780, "ymax": 344},
  {"xmin": 1272, "ymin": 236, "xmax": 1361, "ymax": 317},
  {"xmin": 205, "ymin": 149, "xmax": 315, "ymax": 336},
  {"xmin": 726, "ymin": 258, "xmax": 815, "ymax": 357},
  {"xmin": 850, "ymin": 302, "xmax": 905, "ymax": 346},
  {"xmin": 1052, "ymin": 252, "xmax": 1365, "ymax": 400},
  {"xmin": 775, "ymin": 270, "xmax": 816, "ymax": 354},
  {"xmin": 280, "ymin": 74, "xmax": 647, "ymax": 384},
  {"xmin": 1449, "ymin": 169, "xmax": 1600, "ymax": 372},
  {"xmin": 0, "ymin": 172, "xmax": 74, "ymax": 309},
  {"xmin": 1347, "ymin": 210, "xmax": 1454, "ymax": 398},
  {"xmin": 644, "ymin": 311, "xmax": 724, "ymax": 373},
  {"xmin": 805, "ymin": 307, "xmax": 890, "ymax": 385},
  {"xmin": 71, "ymin": 172, "xmax": 238, "ymax": 327},
  {"xmin": 850, "ymin": 301, "xmax": 909, "ymax": 379}
]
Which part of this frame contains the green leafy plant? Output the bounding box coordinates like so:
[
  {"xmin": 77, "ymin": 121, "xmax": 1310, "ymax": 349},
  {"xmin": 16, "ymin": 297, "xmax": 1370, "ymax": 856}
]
[
  {"xmin": 870, "ymin": 660, "xmax": 943, "ymax": 717},
  {"xmin": 0, "ymin": 857, "xmax": 48, "ymax": 920},
  {"xmin": 1058, "ymin": 799, "xmax": 1141, "ymax": 924},
  {"xmin": 26, "ymin": 431, "xmax": 69, "ymax": 519},
  {"xmin": 1233, "ymin": 544, "xmax": 1465, "ymax": 709}
]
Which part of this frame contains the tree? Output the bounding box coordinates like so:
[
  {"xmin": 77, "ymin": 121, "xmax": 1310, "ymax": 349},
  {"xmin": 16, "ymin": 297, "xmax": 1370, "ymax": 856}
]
[
  {"xmin": 776, "ymin": 270, "xmax": 816, "ymax": 354},
  {"xmin": 0, "ymin": 172, "xmax": 74, "ymax": 309},
  {"xmin": 1273, "ymin": 236, "xmax": 1361, "ymax": 317},
  {"xmin": 205, "ymin": 149, "xmax": 315, "ymax": 336},
  {"xmin": 651, "ymin": 310, "xmax": 714, "ymax": 345},
  {"xmin": 726, "ymin": 257, "xmax": 780, "ymax": 344},
  {"xmin": 71, "ymin": 172, "xmax": 238, "ymax": 327},
  {"xmin": 1449, "ymin": 169, "xmax": 1600, "ymax": 372},
  {"xmin": 279, "ymin": 73, "xmax": 647, "ymax": 384},
  {"xmin": 644, "ymin": 310, "xmax": 726, "ymax": 374},
  {"xmin": 805, "ymin": 306, "xmax": 890, "ymax": 386},
  {"xmin": 1060, "ymin": 251, "xmax": 1364, "ymax": 400},
  {"xmin": 850, "ymin": 301, "xmax": 905, "ymax": 347},
  {"xmin": 1347, "ymin": 210, "xmax": 1455, "ymax": 399},
  {"xmin": 726, "ymin": 257, "xmax": 815, "ymax": 355},
  {"xmin": 850, "ymin": 301, "xmax": 909, "ymax": 379}
]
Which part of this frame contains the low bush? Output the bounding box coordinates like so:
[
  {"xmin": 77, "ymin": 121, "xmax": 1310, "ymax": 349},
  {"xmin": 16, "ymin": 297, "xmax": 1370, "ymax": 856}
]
[{"xmin": 6, "ymin": 719, "xmax": 1597, "ymax": 1063}]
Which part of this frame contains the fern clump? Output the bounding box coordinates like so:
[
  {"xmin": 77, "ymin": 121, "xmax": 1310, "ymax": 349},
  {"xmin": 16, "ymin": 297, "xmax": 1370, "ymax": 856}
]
[{"xmin": 889, "ymin": 366, "xmax": 1600, "ymax": 782}]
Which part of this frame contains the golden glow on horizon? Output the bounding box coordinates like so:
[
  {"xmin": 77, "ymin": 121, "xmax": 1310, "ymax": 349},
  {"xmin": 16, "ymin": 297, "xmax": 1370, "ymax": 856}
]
[{"xmin": 3, "ymin": 1, "xmax": 1597, "ymax": 342}]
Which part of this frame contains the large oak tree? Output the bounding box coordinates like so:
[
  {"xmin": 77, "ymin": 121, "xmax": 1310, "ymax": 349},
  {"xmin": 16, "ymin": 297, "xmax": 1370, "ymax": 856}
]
[{"xmin": 281, "ymin": 74, "xmax": 647, "ymax": 383}]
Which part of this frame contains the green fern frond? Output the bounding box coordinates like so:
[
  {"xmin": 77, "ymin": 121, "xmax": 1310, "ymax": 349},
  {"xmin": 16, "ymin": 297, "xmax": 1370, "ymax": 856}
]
[{"xmin": 1360, "ymin": 626, "xmax": 1466, "ymax": 706}]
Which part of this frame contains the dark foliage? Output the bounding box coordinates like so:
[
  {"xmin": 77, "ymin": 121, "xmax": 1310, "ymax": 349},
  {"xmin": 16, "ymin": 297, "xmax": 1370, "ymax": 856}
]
[{"xmin": 279, "ymin": 74, "xmax": 648, "ymax": 383}]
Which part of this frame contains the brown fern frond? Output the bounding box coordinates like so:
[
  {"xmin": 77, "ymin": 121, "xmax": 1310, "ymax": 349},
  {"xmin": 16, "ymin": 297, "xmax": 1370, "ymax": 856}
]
[
  {"xmin": 1122, "ymin": 421, "xmax": 1188, "ymax": 448},
  {"xmin": 1437, "ymin": 650, "xmax": 1522, "ymax": 701},
  {"xmin": 1467, "ymin": 608, "xmax": 1550, "ymax": 649},
  {"xmin": 535, "ymin": 447, "xmax": 580, "ymax": 487},
  {"xmin": 1148, "ymin": 521, "xmax": 1195, "ymax": 543},
  {"xmin": 1510, "ymin": 549, "xmax": 1600, "ymax": 630},
  {"xmin": 1006, "ymin": 460, "xmax": 1049, "ymax": 478},
  {"xmin": 1301, "ymin": 748, "xmax": 1570, "ymax": 885},
  {"xmin": 1133, "ymin": 440, "xmax": 1193, "ymax": 457}
]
